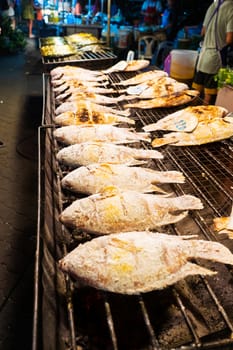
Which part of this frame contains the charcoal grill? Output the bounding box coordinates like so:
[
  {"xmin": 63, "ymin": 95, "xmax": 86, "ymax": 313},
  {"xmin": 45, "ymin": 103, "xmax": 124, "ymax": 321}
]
[
  {"xmin": 33, "ymin": 72, "xmax": 233, "ymax": 350},
  {"xmin": 41, "ymin": 50, "xmax": 117, "ymax": 72}
]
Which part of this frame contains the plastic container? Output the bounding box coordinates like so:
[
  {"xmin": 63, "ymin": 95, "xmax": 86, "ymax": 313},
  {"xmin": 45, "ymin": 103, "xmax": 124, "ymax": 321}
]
[{"xmin": 170, "ymin": 49, "xmax": 198, "ymax": 81}]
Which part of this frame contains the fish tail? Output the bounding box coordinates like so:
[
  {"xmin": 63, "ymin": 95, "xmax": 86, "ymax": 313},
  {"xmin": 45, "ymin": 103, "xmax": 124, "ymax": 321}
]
[
  {"xmin": 172, "ymin": 195, "xmax": 203, "ymax": 210},
  {"xmin": 143, "ymin": 123, "xmax": 159, "ymax": 132},
  {"xmin": 135, "ymin": 132, "xmax": 151, "ymax": 142},
  {"xmin": 157, "ymin": 211, "xmax": 188, "ymax": 225},
  {"xmin": 117, "ymin": 116, "xmax": 135, "ymax": 125},
  {"xmin": 137, "ymin": 149, "xmax": 164, "ymax": 159},
  {"xmin": 187, "ymin": 240, "xmax": 233, "ymax": 265}
]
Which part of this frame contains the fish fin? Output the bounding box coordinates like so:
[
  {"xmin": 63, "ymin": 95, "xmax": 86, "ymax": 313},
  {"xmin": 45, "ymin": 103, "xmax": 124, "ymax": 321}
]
[
  {"xmin": 152, "ymin": 137, "xmax": 178, "ymax": 147},
  {"xmin": 171, "ymin": 195, "xmax": 203, "ymax": 210},
  {"xmin": 146, "ymin": 184, "xmax": 169, "ymax": 194},
  {"xmin": 136, "ymin": 149, "xmax": 164, "ymax": 159},
  {"xmin": 189, "ymin": 240, "xmax": 233, "ymax": 265},
  {"xmin": 156, "ymin": 211, "xmax": 189, "ymax": 226},
  {"xmin": 179, "ymin": 262, "xmax": 217, "ymax": 278},
  {"xmin": 135, "ymin": 132, "xmax": 151, "ymax": 142}
]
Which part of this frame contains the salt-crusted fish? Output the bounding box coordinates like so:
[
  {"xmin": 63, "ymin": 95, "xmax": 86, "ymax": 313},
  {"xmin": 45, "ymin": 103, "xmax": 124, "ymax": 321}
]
[
  {"xmin": 125, "ymin": 90, "xmax": 199, "ymax": 109},
  {"xmin": 151, "ymin": 117, "xmax": 233, "ymax": 147},
  {"xmin": 56, "ymin": 142, "xmax": 163, "ymax": 168},
  {"xmin": 61, "ymin": 163, "xmax": 185, "ymax": 194},
  {"xmin": 126, "ymin": 77, "xmax": 189, "ymax": 99},
  {"xmin": 53, "ymin": 79, "xmax": 102, "ymax": 94},
  {"xmin": 54, "ymin": 125, "xmax": 150, "ymax": 145},
  {"xmin": 59, "ymin": 187, "xmax": 203, "ymax": 234},
  {"xmin": 55, "ymin": 100, "xmax": 131, "ymax": 117},
  {"xmin": 55, "ymin": 91, "xmax": 134, "ymax": 105},
  {"xmin": 50, "ymin": 65, "xmax": 105, "ymax": 80},
  {"xmin": 143, "ymin": 105, "xmax": 228, "ymax": 132},
  {"xmin": 54, "ymin": 111, "xmax": 135, "ymax": 126},
  {"xmin": 58, "ymin": 231, "xmax": 233, "ymax": 294},
  {"xmin": 54, "ymin": 86, "xmax": 117, "ymax": 101},
  {"xmin": 114, "ymin": 70, "xmax": 167, "ymax": 86},
  {"xmin": 52, "ymin": 77, "xmax": 105, "ymax": 88}
]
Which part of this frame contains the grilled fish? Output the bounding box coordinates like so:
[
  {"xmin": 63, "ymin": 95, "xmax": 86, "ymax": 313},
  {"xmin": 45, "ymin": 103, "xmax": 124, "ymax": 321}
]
[
  {"xmin": 54, "ymin": 125, "xmax": 150, "ymax": 145},
  {"xmin": 53, "ymin": 79, "xmax": 109, "ymax": 93},
  {"xmin": 102, "ymin": 59, "xmax": 150, "ymax": 74},
  {"xmin": 125, "ymin": 91, "xmax": 199, "ymax": 109},
  {"xmin": 50, "ymin": 65, "xmax": 105, "ymax": 79},
  {"xmin": 59, "ymin": 231, "xmax": 233, "ymax": 294},
  {"xmin": 55, "ymin": 100, "xmax": 131, "ymax": 117},
  {"xmin": 55, "ymin": 86, "xmax": 117, "ymax": 101},
  {"xmin": 56, "ymin": 142, "xmax": 163, "ymax": 167},
  {"xmin": 114, "ymin": 70, "xmax": 167, "ymax": 86},
  {"xmin": 55, "ymin": 111, "xmax": 135, "ymax": 126},
  {"xmin": 61, "ymin": 163, "xmax": 185, "ymax": 194},
  {"xmin": 144, "ymin": 105, "xmax": 228, "ymax": 132},
  {"xmin": 151, "ymin": 116, "xmax": 233, "ymax": 147},
  {"xmin": 59, "ymin": 187, "xmax": 203, "ymax": 234},
  {"xmin": 55, "ymin": 91, "xmax": 134, "ymax": 105},
  {"xmin": 126, "ymin": 77, "xmax": 189, "ymax": 99}
]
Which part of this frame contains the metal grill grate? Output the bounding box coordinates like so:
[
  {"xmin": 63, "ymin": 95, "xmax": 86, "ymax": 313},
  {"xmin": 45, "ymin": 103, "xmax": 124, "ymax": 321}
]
[
  {"xmin": 34, "ymin": 71, "xmax": 233, "ymax": 350},
  {"xmin": 41, "ymin": 50, "xmax": 117, "ymax": 71}
]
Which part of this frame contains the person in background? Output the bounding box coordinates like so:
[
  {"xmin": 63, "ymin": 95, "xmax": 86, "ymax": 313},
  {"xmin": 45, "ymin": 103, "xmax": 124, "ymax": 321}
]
[
  {"xmin": 161, "ymin": 0, "xmax": 179, "ymax": 40},
  {"xmin": 21, "ymin": 0, "xmax": 35, "ymax": 37},
  {"xmin": 0, "ymin": 0, "xmax": 16, "ymax": 29},
  {"xmin": 141, "ymin": 0, "xmax": 163, "ymax": 25},
  {"xmin": 192, "ymin": 0, "xmax": 233, "ymax": 105},
  {"xmin": 73, "ymin": 0, "xmax": 82, "ymax": 17}
]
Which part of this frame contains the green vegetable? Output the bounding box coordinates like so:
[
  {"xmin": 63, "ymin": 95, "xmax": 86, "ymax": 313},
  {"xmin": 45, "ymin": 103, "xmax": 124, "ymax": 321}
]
[{"xmin": 215, "ymin": 67, "xmax": 233, "ymax": 88}]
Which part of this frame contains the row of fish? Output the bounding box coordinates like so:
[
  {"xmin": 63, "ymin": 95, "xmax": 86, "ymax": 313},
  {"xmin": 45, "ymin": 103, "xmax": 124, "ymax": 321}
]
[{"xmin": 51, "ymin": 64, "xmax": 233, "ymax": 295}]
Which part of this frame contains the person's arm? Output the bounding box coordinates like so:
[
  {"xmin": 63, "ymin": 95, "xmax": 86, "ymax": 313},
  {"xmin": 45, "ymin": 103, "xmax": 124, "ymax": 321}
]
[
  {"xmin": 201, "ymin": 26, "xmax": 206, "ymax": 37},
  {"xmin": 226, "ymin": 32, "xmax": 233, "ymax": 46}
]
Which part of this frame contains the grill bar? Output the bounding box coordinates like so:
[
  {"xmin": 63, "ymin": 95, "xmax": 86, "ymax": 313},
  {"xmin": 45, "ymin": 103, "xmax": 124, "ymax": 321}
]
[
  {"xmin": 103, "ymin": 294, "xmax": 119, "ymax": 350},
  {"xmin": 139, "ymin": 296, "xmax": 161, "ymax": 349},
  {"xmin": 172, "ymin": 288, "xmax": 202, "ymax": 347}
]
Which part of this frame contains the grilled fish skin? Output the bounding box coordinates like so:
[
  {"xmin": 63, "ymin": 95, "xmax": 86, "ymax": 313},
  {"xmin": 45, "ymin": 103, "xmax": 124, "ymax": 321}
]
[
  {"xmin": 58, "ymin": 231, "xmax": 233, "ymax": 294},
  {"xmin": 55, "ymin": 86, "xmax": 118, "ymax": 102},
  {"xmin": 55, "ymin": 91, "xmax": 134, "ymax": 105},
  {"xmin": 144, "ymin": 105, "xmax": 228, "ymax": 132},
  {"xmin": 56, "ymin": 142, "xmax": 163, "ymax": 168},
  {"xmin": 54, "ymin": 125, "xmax": 151, "ymax": 145},
  {"xmin": 54, "ymin": 111, "xmax": 135, "ymax": 126},
  {"xmin": 53, "ymin": 80, "xmax": 102, "ymax": 94},
  {"xmin": 126, "ymin": 77, "xmax": 189, "ymax": 99},
  {"xmin": 125, "ymin": 90, "xmax": 199, "ymax": 109},
  {"xmin": 59, "ymin": 187, "xmax": 203, "ymax": 234},
  {"xmin": 151, "ymin": 117, "xmax": 233, "ymax": 147},
  {"xmin": 55, "ymin": 100, "xmax": 131, "ymax": 117},
  {"xmin": 50, "ymin": 65, "xmax": 105, "ymax": 79},
  {"xmin": 61, "ymin": 163, "xmax": 185, "ymax": 194},
  {"xmin": 114, "ymin": 70, "xmax": 167, "ymax": 86}
]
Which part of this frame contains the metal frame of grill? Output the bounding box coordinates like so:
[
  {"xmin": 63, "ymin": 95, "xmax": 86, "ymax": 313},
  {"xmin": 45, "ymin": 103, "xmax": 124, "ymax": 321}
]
[
  {"xmin": 33, "ymin": 72, "xmax": 233, "ymax": 350},
  {"xmin": 41, "ymin": 50, "xmax": 118, "ymax": 72}
]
